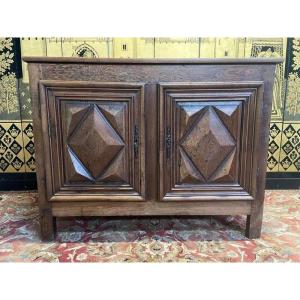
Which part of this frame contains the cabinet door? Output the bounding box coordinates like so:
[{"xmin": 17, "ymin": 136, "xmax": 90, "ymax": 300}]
[
  {"xmin": 39, "ymin": 81, "xmax": 145, "ymax": 201},
  {"xmin": 159, "ymin": 82, "xmax": 264, "ymax": 201}
]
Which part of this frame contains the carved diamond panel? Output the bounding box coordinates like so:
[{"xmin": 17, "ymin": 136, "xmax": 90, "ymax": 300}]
[
  {"xmin": 98, "ymin": 103, "xmax": 127, "ymax": 140},
  {"xmin": 178, "ymin": 103, "xmax": 206, "ymax": 138},
  {"xmin": 40, "ymin": 81, "xmax": 145, "ymax": 201},
  {"xmin": 180, "ymin": 106, "xmax": 236, "ymax": 182},
  {"xmin": 160, "ymin": 82, "xmax": 263, "ymax": 201},
  {"xmin": 65, "ymin": 103, "xmax": 90, "ymax": 136},
  {"xmin": 67, "ymin": 146, "xmax": 94, "ymax": 181},
  {"xmin": 68, "ymin": 104, "xmax": 125, "ymax": 180}
]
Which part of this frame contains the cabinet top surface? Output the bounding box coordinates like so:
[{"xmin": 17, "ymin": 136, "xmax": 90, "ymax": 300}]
[{"xmin": 23, "ymin": 56, "xmax": 283, "ymax": 65}]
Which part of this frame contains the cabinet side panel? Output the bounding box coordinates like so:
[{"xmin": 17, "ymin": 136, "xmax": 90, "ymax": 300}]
[
  {"xmin": 28, "ymin": 64, "xmax": 47, "ymax": 205},
  {"xmin": 27, "ymin": 63, "xmax": 54, "ymax": 240},
  {"xmin": 247, "ymin": 64, "xmax": 277, "ymax": 238}
]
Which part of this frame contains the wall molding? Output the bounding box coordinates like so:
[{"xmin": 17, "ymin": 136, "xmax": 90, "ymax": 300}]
[
  {"xmin": 266, "ymin": 172, "xmax": 300, "ymax": 189},
  {"xmin": 0, "ymin": 173, "xmax": 37, "ymax": 191},
  {"xmin": 0, "ymin": 172, "xmax": 299, "ymax": 191}
]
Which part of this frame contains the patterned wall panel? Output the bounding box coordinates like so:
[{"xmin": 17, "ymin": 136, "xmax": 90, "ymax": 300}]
[
  {"xmin": 248, "ymin": 38, "xmax": 287, "ymax": 172},
  {"xmin": 0, "ymin": 38, "xmax": 22, "ymax": 121},
  {"xmin": 0, "ymin": 122, "xmax": 25, "ymax": 172},
  {"xmin": 21, "ymin": 122, "xmax": 35, "ymax": 172},
  {"xmin": 268, "ymin": 122, "xmax": 283, "ymax": 172},
  {"xmin": 0, "ymin": 38, "xmax": 26, "ymax": 173},
  {"xmin": 277, "ymin": 38, "xmax": 300, "ymax": 172},
  {"xmin": 0, "ymin": 37, "xmax": 299, "ymax": 176},
  {"xmin": 284, "ymin": 38, "xmax": 300, "ymax": 121},
  {"xmin": 279, "ymin": 123, "xmax": 300, "ymax": 171}
]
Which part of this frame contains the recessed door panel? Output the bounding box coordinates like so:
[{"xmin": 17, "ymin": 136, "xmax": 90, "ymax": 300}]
[
  {"xmin": 65, "ymin": 101, "xmax": 128, "ymax": 183},
  {"xmin": 177, "ymin": 102, "xmax": 240, "ymax": 184},
  {"xmin": 159, "ymin": 82, "xmax": 264, "ymax": 201},
  {"xmin": 39, "ymin": 81, "xmax": 145, "ymax": 201}
]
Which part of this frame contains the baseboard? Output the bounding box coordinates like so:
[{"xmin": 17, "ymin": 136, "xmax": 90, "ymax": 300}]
[
  {"xmin": 0, "ymin": 173, "xmax": 37, "ymax": 191},
  {"xmin": 0, "ymin": 172, "xmax": 299, "ymax": 191},
  {"xmin": 266, "ymin": 172, "xmax": 300, "ymax": 190}
]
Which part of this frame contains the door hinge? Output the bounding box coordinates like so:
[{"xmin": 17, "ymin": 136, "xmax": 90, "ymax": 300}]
[
  {"xmin": 166, "ymin": 127, "xmax": 171, "ymax": 159},
  {"xmin": 134, "ymin": 125, "xmax": 139, "ymax": 159}
]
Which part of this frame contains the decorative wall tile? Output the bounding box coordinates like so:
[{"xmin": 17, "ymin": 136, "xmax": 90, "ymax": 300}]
[
  {"xmin": 0, "ymin": 74, "xmax": 19, "ymax": 120},
  {"xmin": 279, "ymin": 122, "xmax": 300, "ymax": 171},
  {"xmin": 0, "ymin": 122, "xmax": 25, "ymax": 172},
  {"xmin": 59, "ymin": 38, "xmax": 112, "ymax": 58},
  {"xmin": 18, "ymin": 80, "xmax": 32, "ymax": 121},
  {"xmin": 21, "ymin": 122, "xmax": 35, "ymax": 172},
  {"xmin": 267, "ymin": 122, "xmax": 283, "ymax": 172}
]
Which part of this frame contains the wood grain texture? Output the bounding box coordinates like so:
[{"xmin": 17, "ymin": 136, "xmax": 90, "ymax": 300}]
[
  {"xmin": 67, "ymin": 104, "xmax": 125, "ymax": 180},
  {"xmin": 27, "ymin": 64, "xmax": 55, "ymax": 241},
  {"xmin": 25, "ymin": 57, "xmax": 279, "ymax": 241},
  {"xmin": 180, "ymin": 105, "xmax": 236, "ymax": 181},
  {"xmin": 52, "ymin": 200, "xmax": 252, "ymax": 217}
]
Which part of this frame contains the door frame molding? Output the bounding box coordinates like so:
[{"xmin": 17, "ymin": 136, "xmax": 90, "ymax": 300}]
[{"xmin": 38, "ymin": 80, "xmax": 146, "ymax": 201}]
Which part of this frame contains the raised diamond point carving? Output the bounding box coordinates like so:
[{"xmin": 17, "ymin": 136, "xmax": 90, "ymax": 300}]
[
  {"xmin": 68, "ymin": 104, "xmax": 124, "ymax": 179},
  {"xmin": 181, "ymin": 106, "xmax": 235, "ymax": 180}
]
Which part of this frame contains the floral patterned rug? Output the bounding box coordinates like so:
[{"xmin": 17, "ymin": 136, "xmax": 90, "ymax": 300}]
[{"xmin": 0, "ymin": 190, "xmax": 299, "ymax": 262}]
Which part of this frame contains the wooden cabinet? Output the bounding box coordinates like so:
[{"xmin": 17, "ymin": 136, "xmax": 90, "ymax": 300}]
[{"xmin": 24, "ymin": 57, "xmax": 281, "ymax": 241}]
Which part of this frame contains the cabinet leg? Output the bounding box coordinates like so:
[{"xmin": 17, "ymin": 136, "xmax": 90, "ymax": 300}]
[
  {"xmin": 245, "ymin": 210, "xmax": 263, "ymax": 239},
  {"xmin": 39, "ymin": 208, "xmax": 56, "ymax": 241}
]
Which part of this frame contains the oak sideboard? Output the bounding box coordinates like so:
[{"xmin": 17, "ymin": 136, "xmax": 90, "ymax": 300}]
[{"xmin": 23, "ymin": 57, "xmax": 282, "ymax": 241}]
